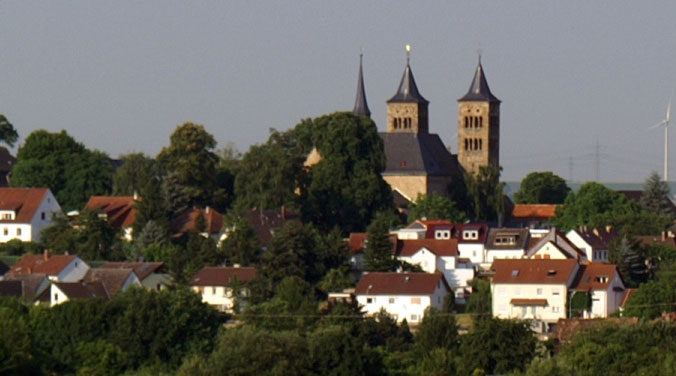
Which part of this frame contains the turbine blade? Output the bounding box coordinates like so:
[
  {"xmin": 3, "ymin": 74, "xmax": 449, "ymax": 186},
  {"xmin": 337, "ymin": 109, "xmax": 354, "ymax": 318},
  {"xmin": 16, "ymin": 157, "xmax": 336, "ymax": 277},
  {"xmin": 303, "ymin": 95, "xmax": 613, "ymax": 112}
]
[{"xmin": 649, "ymin": 120, "xmax": 667, "ymax": 130}]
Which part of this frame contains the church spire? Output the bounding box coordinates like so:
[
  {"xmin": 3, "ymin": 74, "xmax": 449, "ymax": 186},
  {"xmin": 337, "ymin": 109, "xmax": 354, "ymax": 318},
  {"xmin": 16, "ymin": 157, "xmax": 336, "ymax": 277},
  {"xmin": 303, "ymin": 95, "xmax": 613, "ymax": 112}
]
[
  {"xmin": 388, "ymin": 45, "xmax": 428, "ymax": 104},
  {"xmin": 459, "ymin": 55, "xmax": 500, "ymax": 103},
  {"xmin": 352, "ymin": 51, "xmax": 371, "ymax": 117}
]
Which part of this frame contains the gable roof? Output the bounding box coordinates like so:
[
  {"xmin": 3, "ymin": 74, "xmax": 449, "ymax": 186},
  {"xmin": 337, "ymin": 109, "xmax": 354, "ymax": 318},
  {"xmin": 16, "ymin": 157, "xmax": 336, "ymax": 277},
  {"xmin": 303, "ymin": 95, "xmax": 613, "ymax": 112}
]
[
  {"xmin": 2, "ymin": 273, "xmax": 49, "ymax": 301},
  {"xmin": 189, "ymin": 266, "xmax": 257, "ymax": 287},
  {"xmin": 511, "ymin": 204, "xmax": 557, "ymax": 221},
  {"xmin": 83, "ymin": 268, "xmax": 137, "ymax": 296},
  {"xmin": 617, "ymin": 190, "xmax": 676, "ymax": 215},
  {"xmin": 85, "ymin": 196, "xmax": 138, "ymax": 229},
  {"xmin": 636, "ymin": 235, "xmax": 676, "ymax": 249},
  {"xmin": 568, "ymin": 227, "xmax": 618, "ymax": 250},
  {"xmin": 526, "ymin": 229, "xmax": 585, "ymax": 260},
  {"xmin": 100, "ymin": 262, "xmax": 167, "ymax": 281},
  {"xmin": 491, "ymin": 259, "xmax": 579, "ymax": 285},
  {"xmin": 455, "ymin": 223, "xmax": 489, "ymax": 243},
  {"xmin": 571, "ymin": 263, "xmax": 624, "ymax": 291},
  {"xmin": 9, "ymin": 252, "xmax": 79, "ymax": 276},
  {"xmin": 396, "ymin": 238, "xmax": 459, "ymax": 257},
  {"xmin": 0, "ymin": 280, "xmax": 22, "ymax": 298},
  {"xmin": 380, "ymin": 133, "xmax": 462, "ymax": 177},
  {"xmin": 171, "ymin": 207, "xmax": 224, "ymax": 236},
  {"xmin": 54, "ymin": 281, "xmax": 109, "ymax": 300},
  {"xmin": 355, "ymin": 272, "xmax": 449, "ymax": 295},
  {"xmin": 486, "ymin": 228, "xmax": 530, "ymax": 250},
  {"xmin": 242, "ymin": 207, "xmax": 301, "ymax": 249},
  {"xmin": 0, "ymin": 187, "xmax": 51, "ymax": 223}
]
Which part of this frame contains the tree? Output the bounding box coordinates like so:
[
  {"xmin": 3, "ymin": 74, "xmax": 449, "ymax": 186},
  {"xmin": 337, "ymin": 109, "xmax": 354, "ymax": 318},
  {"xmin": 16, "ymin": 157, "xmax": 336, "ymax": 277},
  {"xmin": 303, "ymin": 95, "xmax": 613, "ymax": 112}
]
[
  {"xmin": 608, "ymin": 233, "xmax": 649, "ymax": 287},
  {"xmin": 514, "ymin": 171, "xmax": 570, "ymax": 204},
  {"xmin": 299, "ymin": 112, "xmax": 394, "ymax": 233},
  {"xmin": 132, "ymin": 173, "xmax": 170, "ymax": 239},
  {"xmin": 554, "ymin": 182, "xmax": 637, "ymax": 230},
  {"xmin": 0, "ymin": 114, "xmax": 18, "ymax": 147},
  {"xmin": 219, "ymin": 216, "xmax": 262, "ymax": 266},
  {"xmin": 112, "ymin": 153, "xmax": 158, "ymax": 196},
  {"xmin": 363, "ymin": 213, "xmax": 397, "ymax": 272},
  {"xmin": 408, "ymin": 192, "xmax": 466, "ymax": 223},
  {"xmin": 464, "ymin": 165, "xmax": 505, "ymax": 222},
  {"xmin": 157, "ymin": 122, "xmax": 219, "ymax": 212},
  {"xmin": 465, "ymin": 279, "xmax": 492, "ymax": 315},
  {"xmin": 640, "ymin": 171, "xmax": 674, "ymax": 216},
  {"xmin": 11, "ymin": 130, "xmax": 113, "ymax": 211},
  {"xmin": 414, "ymin": 308, "xmax": 459, "ymax": 355}
]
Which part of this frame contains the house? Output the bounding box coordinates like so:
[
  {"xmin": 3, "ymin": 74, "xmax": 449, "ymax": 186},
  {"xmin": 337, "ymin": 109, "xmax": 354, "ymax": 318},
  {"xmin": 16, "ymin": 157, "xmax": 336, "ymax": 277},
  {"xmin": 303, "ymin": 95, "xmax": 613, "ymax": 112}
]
[
  {"xmin": 455, "ymin": 223, "xmax": 489, "ymax": 266},
  {"xmin": 509, "ymin": 204, "xmax": 557, "ymax": 228},
  {"xmin": 566, "ymin": 227, "xmax": 617, "ymax": 262},
  {"xmin": 84, "ymin": 195, "xmax": 138, "ymax": 241},
  {"xmin": 347, "ymin": 232, "xmax": 398, "ymax": 272},
  {"xmin": 491, "ymin": 259, "xmax": 580, "ymax": 332},
  {"xmin": 7, "ymin": 251, "xmax": 90, "ymax": 282},
  {"xmin": 0, "ymin": 187, "xmax": 63, "ymax": 243},
  {"xmin": 395, "ymin": 238, "xmax": 474, "ymax": 302},
  {"xmin": 100, "ymin": 262, "xmax": 171, "ymax": 291},
  {"xmin": 354, "ymin": 272, "xmax": 451, "ymax": 324},
  {"xmin": 83, "ymin": 268, "xmax": 141, "ymax": 296},
  {"xmin": 189, "ymin": 266, "xmax": 257, "ymax": 313},
  {"xmin": 170, "ymin": 207, "xmax": 223, "ymax": 239},
  {"xmin": 394, "ymin": 219, "xmax": 455, "ymax": 240},
  {"xmin": 570, "ymin": 263, "xmax": 625, "ymax": 318},
  {"xmin": 484, "ymin": 228, "xmax": 531, "ymax": 267},
  {"xmin": 50, "ymin": 281, "xmax": 108, "ymax": 306},
  {"xmin": 525, "ymin": 229, "xmax": 586, "ymax": 261},
  {"xmin": 238, "ymin": 207, "xmax": 301, "ymax": 250},
  {"xmin": 1, "ymin": 273, "xmax": 50, "ymax": 302}
]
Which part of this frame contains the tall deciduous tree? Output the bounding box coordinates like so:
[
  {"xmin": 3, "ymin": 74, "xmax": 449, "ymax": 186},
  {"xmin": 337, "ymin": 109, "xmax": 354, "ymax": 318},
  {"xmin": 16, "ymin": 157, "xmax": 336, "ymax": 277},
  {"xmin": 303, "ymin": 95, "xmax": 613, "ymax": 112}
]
[
  {"xmin": 112, "ymin": 153, "xmax": 158, "ymax": 196},
  {"xmin": 464, "ymin": 165, "xmax": 505, "ymax": 222},
  {"xmin": 11, "ymin": 130, "xmax": 113, "ymax": 211},
  {"xmin": 363, "ymin": 212, "xmax": 397, "ymax": 272},
  {"xmin": 408, "ymin": 192, "xmax": 466, "ymax": 223},
  {"xmin": 0, "ymin": 115, "xmax": 18, "ymax": 147},
  {"xmin": 554, "ymin": 182, "xmax": 637, "ymax": 230},
  {"xmin": 157, "ymin": 122, "xmax": 219, "ymax": 212},
  {"xmin": 514, "ymin": 171, "xmax": 570, "ymax": 204}
]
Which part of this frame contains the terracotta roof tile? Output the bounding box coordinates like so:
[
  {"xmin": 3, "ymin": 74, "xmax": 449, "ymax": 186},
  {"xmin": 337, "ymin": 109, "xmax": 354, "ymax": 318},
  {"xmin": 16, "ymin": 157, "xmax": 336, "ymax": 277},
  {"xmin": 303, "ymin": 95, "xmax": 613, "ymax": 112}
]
[
  {"xmin": 571, "ymin": 263, "xmax": 622, "ymax": 291},
  {"xmin": 491, "ymin": 259, "xmax": 579, "ymax": 285},
  {"xmin": 54, "ymin": 281, "xmax": 109, "ymax": 300},
  {"xmin": 189, "ymin": 266, "xmax": 257, "ymax": 287},
  {"xmin": 171, "ymin": 207, "xmax": 224, "ymax": 236},
  {"xmin": 9, "ymin": 253, "xmax": 78, "ymax": 277},
  {"xmin": 83, "ymin": 268, "xmax": 136, "ymax": 295},
  {"xmin": 85, "ymin": 196, "xmax": 138, "ymax": 229},
  {"xmin": 100, "ymin": 262, "xmax": 166, "ymax": 281},
  {"xmin": 511, "ymin": 204, "xmax": 558, "ymax": 219},
  {"xmin": 0, "ymin": 188, "xmax": 51, "ymax": 223},
  {"xmin": 355, "ymin": 272, "xmax": 449, "ymax": 295}
]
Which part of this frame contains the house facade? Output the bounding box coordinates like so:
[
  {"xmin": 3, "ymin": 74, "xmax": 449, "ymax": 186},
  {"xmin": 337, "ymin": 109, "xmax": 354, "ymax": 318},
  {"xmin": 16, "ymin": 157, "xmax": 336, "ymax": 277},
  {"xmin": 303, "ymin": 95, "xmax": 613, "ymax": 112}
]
[
  {"xmin": 8, "ymin": 251, "xmax": 90, "ymax": 282},
  {"xmin": 355, "ymin": 272, "xmax": 451, "ymax": 324},
  {"xmin": 0, "ymin": 188, "xmax": 62, "ymax": 243},
  {"xmin": 189, "ymin": 266, "xmax": 257, "ymax": 313},
  {"xmin": 484, "ymin": 228, "xmax": 530, "ymax": 268}
]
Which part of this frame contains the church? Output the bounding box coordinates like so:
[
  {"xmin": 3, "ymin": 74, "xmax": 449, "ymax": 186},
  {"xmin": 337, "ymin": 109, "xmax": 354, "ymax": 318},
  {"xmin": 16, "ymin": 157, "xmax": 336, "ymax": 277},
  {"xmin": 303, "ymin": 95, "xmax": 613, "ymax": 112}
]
[{"xmin": 352, "ymin": 48, "xmax": 501, "ymax": 205}]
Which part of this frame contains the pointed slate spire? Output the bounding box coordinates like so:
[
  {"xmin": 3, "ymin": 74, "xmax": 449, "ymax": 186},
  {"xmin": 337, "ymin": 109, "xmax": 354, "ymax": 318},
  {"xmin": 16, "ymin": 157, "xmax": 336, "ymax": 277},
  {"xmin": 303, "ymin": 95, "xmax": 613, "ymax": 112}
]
[
  {"xmin": 352, "ymin": 51, "xmax": 371, "ymax": 117},
  {"xmin": 459, "ymin": 55, "xmax": 500, "ymax": 103},
  {"xmin": 387, "ymin": 45, "xmax": 429, "ymax": 104}
]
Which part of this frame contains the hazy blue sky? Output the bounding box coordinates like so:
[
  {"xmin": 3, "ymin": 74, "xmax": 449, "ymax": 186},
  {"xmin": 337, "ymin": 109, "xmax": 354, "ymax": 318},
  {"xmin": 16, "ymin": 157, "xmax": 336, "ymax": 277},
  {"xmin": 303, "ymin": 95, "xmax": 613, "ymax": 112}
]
[{"xmin": 2, "ymin": 1, "xmax": 676, "ymax": 183}]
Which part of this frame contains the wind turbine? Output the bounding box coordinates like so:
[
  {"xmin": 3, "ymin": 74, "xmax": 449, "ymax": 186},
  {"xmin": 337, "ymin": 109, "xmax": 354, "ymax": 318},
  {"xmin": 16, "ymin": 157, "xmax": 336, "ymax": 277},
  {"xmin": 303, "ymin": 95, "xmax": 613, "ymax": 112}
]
[{"xmin": 650, "ymin": 100, "xmax": 672, "ymax": 181}]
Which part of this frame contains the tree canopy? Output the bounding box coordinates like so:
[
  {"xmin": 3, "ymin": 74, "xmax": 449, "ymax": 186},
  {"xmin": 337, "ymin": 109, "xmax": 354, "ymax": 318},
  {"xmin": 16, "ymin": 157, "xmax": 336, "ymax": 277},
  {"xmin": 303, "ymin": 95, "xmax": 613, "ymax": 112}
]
[
  {"xmin": 464, "ymin": 165, "xmax": 505, "ymax": 222},
  {"xmin": 0, "ymin": 114, "xmax": 18, "ymax": 147},
  {"xmin": 514, "ymin": 171, "xmax": 570, "ymax": 204},
  {"xmin": 408, "ymin": 192, "xmax": 466, "ymax": 223}
]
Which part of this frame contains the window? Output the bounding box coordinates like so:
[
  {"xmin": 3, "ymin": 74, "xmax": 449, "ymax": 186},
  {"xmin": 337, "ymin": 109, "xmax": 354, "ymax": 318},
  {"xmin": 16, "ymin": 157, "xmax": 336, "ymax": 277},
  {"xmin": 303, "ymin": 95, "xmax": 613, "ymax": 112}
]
[
  {"xmin": 410, "ymin": 314, "xmax": 419, "ymax": 322},
  {"xmin": 3, "ymin": 228, "xmax": 7, "ymax": 236},
  {"xmin": 2, "ymin": 213, "xmax": 11, "ymax": 220},
  {"xmin": 552, "ymin": 306, "xmax": 560, "ymax": 313},
  {"xmin": 54, "ymin": 293, "xmax": 58, "ymax": 302},
  {"xmin": 366, "ymin": 297, "xmax": 373, "ymax": 304},
  {"xmin": 389, "ymin": 297, "xmax": 395, "ymax": 304},
  {"xmin": 16, "ymin": 228, "xmax": 21, "ymax": 236},
  {"xmin": 537, "ymin": 288, "xmax": 543, "ymax": 296},
  {"xmin": 411, "ymin": 297, "xmax": 421, "ymax": 304},
  {"xmin": 552, "ymin": 289, "xmax": 560, "ymax": 295},
  {"xmin": 41, "ymin": 212, "xmax": 46, "ymax": 220}
]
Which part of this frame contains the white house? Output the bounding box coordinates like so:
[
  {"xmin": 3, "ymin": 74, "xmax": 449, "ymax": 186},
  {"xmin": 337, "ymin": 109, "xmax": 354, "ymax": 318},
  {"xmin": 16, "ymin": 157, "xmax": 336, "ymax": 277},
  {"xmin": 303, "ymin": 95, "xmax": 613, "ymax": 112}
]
[
  {"xmin": 0, "ymin": 188, "xmax": 62, "ymax": 243},
  {"xmin": 189, "ymin": 266, "xmax": 257, "ymax": 313},
  {"xmin": 571, "ymin": 263, "xmax": 625, "ymax": 318},
  {"xmin": 50, "ymin": 281, "xmax": 108, "ymax": 307},
  {"xmin": 525, "ymin": 229, "xmax": 586, "ymax": 261},
  {"xmin": 395, "ymin": 238, "xmax": 474, "ymax": 302},
  {"xmin": 455, "ymin": 223, "xmax": 488, "ymax": 266},
  {"xmin": 355, "ymin": 272, "xmax": 451, "ymax": 324},
  {"xmin": 565, "ymin": 227, "xmax": 616, "ymax": 263},
  {"xmin": 84, "ymin": 196, "xmax": 138, "ymax": 241},
  {"xmin": 491, "ymin": 259, "xmax": 580, "ymax": 332},
  {"xmin": 484, "ymin": 228, "xmax": 531, "ymax": 267},
  {"xmin": 7, "ymin": 251, "xmax": 90, "ymax": 282}
]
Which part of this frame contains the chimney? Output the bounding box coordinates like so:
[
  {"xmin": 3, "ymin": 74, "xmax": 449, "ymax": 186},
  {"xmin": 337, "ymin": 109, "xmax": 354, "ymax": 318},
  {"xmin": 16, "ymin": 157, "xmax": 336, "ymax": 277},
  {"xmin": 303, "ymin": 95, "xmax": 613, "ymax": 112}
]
[
  {"xmin": 133, "ymin": 191, "xmax": 139, "ymax": 201},
  {"xmin": 206, "ymin": 206, "xmax": 210, "ymax": 214},
  {"xmin": 606, "ymin": 225, "xmax": 613, "ymax": 233},
  {"xmin": 44, "ymin": 249, "xmax": 49, "ymax": 261},
  {"xmin": 593, "ymin": 228, "xmax": 599, "ymax": 237}
]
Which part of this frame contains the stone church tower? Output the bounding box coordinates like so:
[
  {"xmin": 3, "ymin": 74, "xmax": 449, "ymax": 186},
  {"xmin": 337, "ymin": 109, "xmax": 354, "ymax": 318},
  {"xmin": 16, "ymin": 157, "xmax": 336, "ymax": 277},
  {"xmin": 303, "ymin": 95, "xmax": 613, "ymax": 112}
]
[
  {"xmin": 457, "ymin": 57, "xmax": 501, "ymax": 175},
  {"xmin": 386, "ymin": 46, "xmax": 429, "ymax": 134}
]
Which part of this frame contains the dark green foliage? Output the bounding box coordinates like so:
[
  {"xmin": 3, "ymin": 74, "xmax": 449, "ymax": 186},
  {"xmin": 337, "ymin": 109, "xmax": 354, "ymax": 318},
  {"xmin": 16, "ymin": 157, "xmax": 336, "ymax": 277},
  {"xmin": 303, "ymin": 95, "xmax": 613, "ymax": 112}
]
[
  {"xmin": 363, "ymin": 212, "xmax": 397, "ymax": 272},
  {"xmin": 414, "ymin": 308, "xmax": 459, "ymax": 355},
  {"xmin": 554, "ymin": 182, "xmax": 638, "ymax": 231},
  {"xmin": 465, "ymin": 279, "xmax": 492, "ymax": 315},
  {"xmin": 459, "ymin": 317, "xmax": 536, "ymax": 375},
  {"xmin": 641, "ymin": 171, "xmax": 673, "ymax": 215},
  {"xmin": 309, "ymin": 325, "xmax": 382, "ymax": 376},
  {"xmin": 525, "ymin": 320, "xmax": 676, "ymax": 375},
  {"xmin": 0, "ymin": 239, "xmax": 41, "ymax": 256},
  {"xmin": 299, "ymin": 112, "xmax": 394, "ymax": 234},
  {"xmin": 515, "ymin": 171, "xmax": 570, "ymax": 204},
  {"xmin": 219, "ymin": 216, "xmax": 262, "ymax": 266},
  {"xmin": 157, "ymin": 122, "xmax": 219, "ymax": 212},
  {"xmin": 12, "ymin": 130, "xmax": 113, "ymax": 211},
  {"xmin": 568, "ymin": 291, "xmax": 592, "ymax": 318},
  {"xmin": 408, "ymin": 192, "xmax": 466, "ymax": 223},
  {"xmin": 132, "ymin": 173, "xmax": 170, "ymax": 239},
  {"xmin": 113, "ymin": 152, "xmax": 158, "ymax": 196},
  {"xmin": 623, "ymin": 259, "xmax": 676, "ymax": 318},
  {"xmin": 464, "ymin": 165, "xmax": 505, "ymax": 222},
  {"xmin": 0, "ymin": 301, "xmax": 34, "ymax": 374},
  {"xmin": 0, "ymin": 114, "xmax": 18, "ymax": 147},
  {"xmin": 359, "ymin": 310, "xmax": 413, "ymax": 353},
  {"xmin": 608, "ymin": 234, "xmax": 648, "ymax": 287}
]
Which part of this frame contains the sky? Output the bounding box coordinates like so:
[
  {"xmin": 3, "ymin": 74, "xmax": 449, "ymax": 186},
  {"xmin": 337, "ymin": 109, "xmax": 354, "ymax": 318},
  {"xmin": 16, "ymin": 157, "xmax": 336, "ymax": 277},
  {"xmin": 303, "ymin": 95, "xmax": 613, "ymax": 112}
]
[{"xmin": 2, "ymin": 1, "xmax": 676, "ymax": 183}]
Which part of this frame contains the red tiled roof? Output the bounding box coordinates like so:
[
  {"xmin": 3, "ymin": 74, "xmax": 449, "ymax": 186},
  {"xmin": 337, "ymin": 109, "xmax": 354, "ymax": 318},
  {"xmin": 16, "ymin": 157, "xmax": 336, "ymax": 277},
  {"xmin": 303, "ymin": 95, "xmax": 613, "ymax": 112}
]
[
  {"xmin": 85, "ymin": 196, "xmax": 138, "ymax": 229},
  {"xmin": 355, "ymin": 272, "xmax": 449, "ymax": 295},
  {"xmin": 636, "ymin": 235, "xmax": 676, "ymax": 249},
  {"xmin": 9, "ymin": 253, "xmax": 78, "ymax": 276},
  {"xmin": 572, "ymin": 263, "xmax": 622, "ymax": 291},
  {"xmin": 396, "ymin": 238, "xmax": 459, "ymax": 257},
  {"xmin": 171, "ymin": 207, "xmax": 224, "ymax": 236},
  {"xmin": 189, "ymin": 266, "xmax": 257, "ymax": 287},
  {"xmin": 571, "ymin": 227, "xmax": 617, "ymax": 250},
  {"xmin": 83, "ymin": 268, "xmax": 135, "ymax": 295},
  {"xmin": 348, "ymin": 233, "xmax": 398, "ymax": 255},
  {"xmin": 0, "ymin": 188, "xmax": 50, "ymax": 223},
  {"xmin": 54, "ymin": 281, "xmax": 109, "ymax": 300},
  {"xmin": 511, "ymin": 204, "xmax": 558, "ymax": 219},
  {"xmin": 492, "ymin": 259, "xmax": 579, "ymax": 285},
  {"xmin": 510, "ymin": 298, "xmax": 548, "ymax": 306},
  {"xmin": 100, "ymin": 262, "xmax": 166, "ymax": 281}
]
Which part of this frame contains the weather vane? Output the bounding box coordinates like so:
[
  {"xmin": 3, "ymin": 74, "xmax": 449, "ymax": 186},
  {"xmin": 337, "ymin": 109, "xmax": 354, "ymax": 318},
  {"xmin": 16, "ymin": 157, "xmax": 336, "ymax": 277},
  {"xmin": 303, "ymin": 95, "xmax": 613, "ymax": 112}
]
[{"xmin": 406, "ymin": 44, "xmax": 411, "ymax": 64}]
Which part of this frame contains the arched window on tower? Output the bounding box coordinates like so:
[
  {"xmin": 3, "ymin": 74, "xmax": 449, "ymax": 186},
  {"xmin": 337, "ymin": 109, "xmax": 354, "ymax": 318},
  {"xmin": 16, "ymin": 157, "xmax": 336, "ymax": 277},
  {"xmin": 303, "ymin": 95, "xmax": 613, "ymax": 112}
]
[
  {"xmin": 474, "ymin": 139, "xmax": 479, "ymax": 150},
  {"xmin": 479, "ymin": 139, "xmax": 483, "ymax": 150},
  {"xmin": 464, "ymin": 138, "xmax": 469, "ymax": 151},
  {"xmin": 479, "ymin": 117, "xmax": 483, "ymax": 128}
]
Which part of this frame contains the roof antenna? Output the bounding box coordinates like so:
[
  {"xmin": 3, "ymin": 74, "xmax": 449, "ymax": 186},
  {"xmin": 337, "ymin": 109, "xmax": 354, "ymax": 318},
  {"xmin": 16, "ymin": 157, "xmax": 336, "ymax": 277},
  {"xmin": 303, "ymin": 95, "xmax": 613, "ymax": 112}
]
[{"xmin": 406, "ymin": 44, "xmax": 411, "ymax": 65}]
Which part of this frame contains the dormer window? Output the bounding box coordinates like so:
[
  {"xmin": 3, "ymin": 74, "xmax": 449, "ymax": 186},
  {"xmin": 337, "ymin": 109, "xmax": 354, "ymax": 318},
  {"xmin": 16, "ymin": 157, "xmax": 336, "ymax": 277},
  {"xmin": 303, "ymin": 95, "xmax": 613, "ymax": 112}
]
[
  {"xmin": 0, "ymin": 211, "xmax": 14, "ymax": 220},
  {"xmin": 463, "ymin": 230, "xmax": 478, "ymax": 240},
  {"xmin": 435, "ymin": 230, "xmax": 451, "ymax": 239},
  {"xmin": 595, "ymin": 276, "xmax": 609, "ymax": 283}
]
